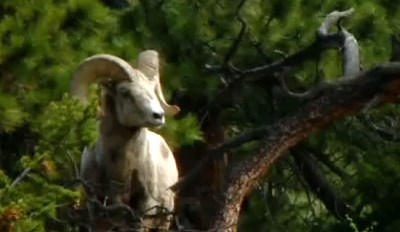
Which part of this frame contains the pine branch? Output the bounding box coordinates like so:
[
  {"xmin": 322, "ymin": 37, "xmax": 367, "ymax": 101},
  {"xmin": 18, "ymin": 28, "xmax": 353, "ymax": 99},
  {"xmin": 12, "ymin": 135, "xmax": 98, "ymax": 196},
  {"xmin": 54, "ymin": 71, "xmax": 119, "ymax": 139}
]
[
  {"xmin": 171, "ymin": 62, "xmax": 400, "ymax": 193},
  {"xmin": 210, "ymin": 62, "xmax": 400, "ymax": 230}
]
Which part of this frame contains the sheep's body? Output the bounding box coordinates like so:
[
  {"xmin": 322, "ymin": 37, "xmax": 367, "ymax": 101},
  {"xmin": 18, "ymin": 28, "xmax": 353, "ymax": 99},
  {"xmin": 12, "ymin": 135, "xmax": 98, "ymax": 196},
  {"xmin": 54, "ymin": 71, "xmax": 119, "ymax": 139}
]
[
  {"xmin": 70, "ymin": 51, "xmax": 180, "ymax": 231},
  {"xmin": 81, "ymin": 128, "xmax": 178, "ymax": 223}
]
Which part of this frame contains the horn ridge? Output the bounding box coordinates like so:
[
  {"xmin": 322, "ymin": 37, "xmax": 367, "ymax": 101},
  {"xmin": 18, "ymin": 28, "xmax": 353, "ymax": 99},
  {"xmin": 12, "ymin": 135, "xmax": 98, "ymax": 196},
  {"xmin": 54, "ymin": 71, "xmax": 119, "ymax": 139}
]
[
  {"xmin": 70, "ymin": 54, "xmax": 135, "ymax": 104},
  {"xmin": 137, "ymin": 50, "xmax": 180, "ymax": 116},
  {"xmin": 137, "ymin": 50, "xmax": 159, "ymax": 79}
]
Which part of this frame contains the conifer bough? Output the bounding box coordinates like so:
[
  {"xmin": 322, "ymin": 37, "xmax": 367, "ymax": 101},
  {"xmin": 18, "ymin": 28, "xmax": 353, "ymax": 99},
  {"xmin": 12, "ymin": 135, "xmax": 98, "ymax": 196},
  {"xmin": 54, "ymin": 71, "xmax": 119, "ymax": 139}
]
[{"xmin": 168, "ymin": 8, "xmax": 400, "ymax": 231}]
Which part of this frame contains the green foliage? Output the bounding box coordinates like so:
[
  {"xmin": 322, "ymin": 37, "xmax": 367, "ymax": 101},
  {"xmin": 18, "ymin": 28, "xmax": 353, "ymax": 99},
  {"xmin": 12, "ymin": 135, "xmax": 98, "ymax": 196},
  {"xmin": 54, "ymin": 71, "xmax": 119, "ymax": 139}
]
[
  {"xmin": 1, "ymin": 0, "xmax": 400, "ymax": 231},
  {"xmin": 0, "ymin": 94, "xmax": 96, "ymax": 231},
  {"xmin": 158, "ymin": 113, "xmax": 204, "ymax": 149}
]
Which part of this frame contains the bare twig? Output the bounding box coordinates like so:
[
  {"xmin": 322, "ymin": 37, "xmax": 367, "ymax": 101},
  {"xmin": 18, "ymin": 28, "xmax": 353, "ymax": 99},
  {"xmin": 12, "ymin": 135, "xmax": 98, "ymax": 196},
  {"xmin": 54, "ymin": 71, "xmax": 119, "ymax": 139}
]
[
  {"xmin": 10, "ymin": 154, "xmax": 46, "ymax": 187},
  {"xmin": 10, "ymin": 167, "xmax": 32, "ymax": 187},
  {"xmin": 204, "ymin": 0, "xmax": 248, "ymax": 75},
  {"xmin": 223, "ymin": 0, "xmax": 247, "ymax": 64}
]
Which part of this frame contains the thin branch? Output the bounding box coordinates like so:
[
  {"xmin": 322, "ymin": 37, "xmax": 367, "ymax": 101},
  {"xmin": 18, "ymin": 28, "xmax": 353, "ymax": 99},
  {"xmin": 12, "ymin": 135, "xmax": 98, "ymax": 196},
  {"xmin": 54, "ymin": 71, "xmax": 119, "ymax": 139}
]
[
  {"xmin": 10, "ymin": 167, "xmax": 32, "ymax": 187},
  {"xmin": 204, "ymin": 0, "xmax": 248, "ymax": 75},
  {"xmin": 291, "ymin": 149, "xmax": 352, "ymax": 220},
  {"xmin": 289, "ymin": 158, "xmax": 318, "ymax": 218},
  {"xmin": 300, "ymin": 144, "xmax": 348, "ymax": 178},
  {"xmin": 222, "ymin": 0, "xmax": 248, "ymax": 65},
  {"xmin": 251, "ymin": 39, "xmax": 274, "ymax": 63},
  {"xmin": 278, "ymin": 68, "xmax": 334, "ymax": 100},
  {"xmin": 10, "ymin": 154, "xmax": 46, "ymax": 187}
]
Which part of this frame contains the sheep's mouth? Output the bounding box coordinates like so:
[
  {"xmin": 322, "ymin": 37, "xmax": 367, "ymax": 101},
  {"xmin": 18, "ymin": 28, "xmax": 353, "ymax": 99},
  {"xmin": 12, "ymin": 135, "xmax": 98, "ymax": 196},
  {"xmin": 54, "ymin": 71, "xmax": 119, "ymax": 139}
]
[{"xmin": 146, "ymin": 120, "xmax": 165, "ymax": 128}]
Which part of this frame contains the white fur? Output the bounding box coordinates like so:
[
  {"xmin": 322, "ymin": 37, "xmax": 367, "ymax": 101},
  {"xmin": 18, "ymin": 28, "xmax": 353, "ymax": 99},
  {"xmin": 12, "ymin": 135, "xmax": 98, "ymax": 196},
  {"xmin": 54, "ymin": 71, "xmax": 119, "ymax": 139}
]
[{"xmin": 70, "ymin": 52, "xmax": 180, "ymax": 231}]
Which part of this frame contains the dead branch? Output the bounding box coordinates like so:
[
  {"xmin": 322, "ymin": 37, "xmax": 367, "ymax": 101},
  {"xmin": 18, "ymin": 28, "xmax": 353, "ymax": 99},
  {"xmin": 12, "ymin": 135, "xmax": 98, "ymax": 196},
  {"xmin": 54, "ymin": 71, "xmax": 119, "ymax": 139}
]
[
  {"xmin": 317, "ymin": 8, "xmax": 354, "ymax": 36},
  {"xmin": 277, "ymin": 8, "xmax": 359, "ymax": 99},
  {"xmin": 340, "ymin": 26, "xmax": 360, "ymax": 77}
]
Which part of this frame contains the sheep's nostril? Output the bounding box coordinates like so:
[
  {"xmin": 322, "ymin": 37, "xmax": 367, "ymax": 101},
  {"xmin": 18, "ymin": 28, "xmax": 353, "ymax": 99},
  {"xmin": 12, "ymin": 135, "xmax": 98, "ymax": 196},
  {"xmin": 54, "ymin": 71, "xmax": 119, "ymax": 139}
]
[{"xmin": 152, "ymin": 112, "xmax": 164, "ymax": 120}]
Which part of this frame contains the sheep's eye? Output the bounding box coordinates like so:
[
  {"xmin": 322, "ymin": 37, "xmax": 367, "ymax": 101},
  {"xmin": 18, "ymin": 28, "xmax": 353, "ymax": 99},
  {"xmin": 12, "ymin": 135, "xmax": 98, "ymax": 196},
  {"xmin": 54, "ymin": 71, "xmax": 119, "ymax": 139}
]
[{"xmin": 120, "ymin": 90, "xmax": 130, "ymax": 98}]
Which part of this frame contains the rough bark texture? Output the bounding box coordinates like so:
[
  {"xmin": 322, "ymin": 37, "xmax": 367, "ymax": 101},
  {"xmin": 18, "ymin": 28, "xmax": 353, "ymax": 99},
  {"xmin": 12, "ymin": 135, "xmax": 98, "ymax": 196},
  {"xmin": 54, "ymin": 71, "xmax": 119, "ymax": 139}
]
[{"xmin": 210, "ymin": 63, "xmax": 400, "ymax": 231}]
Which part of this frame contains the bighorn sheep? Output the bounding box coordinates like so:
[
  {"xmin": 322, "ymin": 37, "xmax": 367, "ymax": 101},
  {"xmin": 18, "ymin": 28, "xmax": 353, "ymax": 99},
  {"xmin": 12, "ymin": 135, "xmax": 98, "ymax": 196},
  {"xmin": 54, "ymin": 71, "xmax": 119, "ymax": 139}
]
[{"xmin": 70, "ymin": 50, "xmax": 180, "ymax": 231}]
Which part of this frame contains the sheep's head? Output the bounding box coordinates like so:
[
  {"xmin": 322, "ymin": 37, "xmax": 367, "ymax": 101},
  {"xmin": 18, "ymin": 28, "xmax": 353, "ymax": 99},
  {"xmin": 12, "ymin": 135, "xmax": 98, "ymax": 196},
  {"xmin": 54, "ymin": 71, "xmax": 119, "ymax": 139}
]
[{"xmin": 70, "ymin": 51, "xmax": 179, "ymax": 128}]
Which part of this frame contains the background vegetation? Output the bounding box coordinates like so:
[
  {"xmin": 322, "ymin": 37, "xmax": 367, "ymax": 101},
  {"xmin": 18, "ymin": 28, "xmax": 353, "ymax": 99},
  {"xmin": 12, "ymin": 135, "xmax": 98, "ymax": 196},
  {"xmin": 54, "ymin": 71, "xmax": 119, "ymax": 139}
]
[{"xmin": 0, "ymin": 0, "xmax": 400, "ymax": 231}]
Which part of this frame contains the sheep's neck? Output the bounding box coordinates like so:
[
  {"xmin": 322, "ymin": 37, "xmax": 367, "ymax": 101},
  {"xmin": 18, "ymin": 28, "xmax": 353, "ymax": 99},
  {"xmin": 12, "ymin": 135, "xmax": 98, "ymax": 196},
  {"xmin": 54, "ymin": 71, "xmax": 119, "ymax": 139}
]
[
  {"xmin": 98, "ymin": 93, "xmax": 144, "ymax": 190},
  {"xmin": 99, "ymin": 93, "xmax": 142, "ymax": 150}
]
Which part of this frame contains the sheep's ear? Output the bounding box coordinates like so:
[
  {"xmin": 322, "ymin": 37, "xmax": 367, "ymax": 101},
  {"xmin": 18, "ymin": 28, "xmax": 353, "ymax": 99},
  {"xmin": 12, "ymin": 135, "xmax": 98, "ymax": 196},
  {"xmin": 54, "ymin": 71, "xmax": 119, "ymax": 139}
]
[{"xmin": 100, "ymin": 81, "xmax": 117, "ymax": 98}]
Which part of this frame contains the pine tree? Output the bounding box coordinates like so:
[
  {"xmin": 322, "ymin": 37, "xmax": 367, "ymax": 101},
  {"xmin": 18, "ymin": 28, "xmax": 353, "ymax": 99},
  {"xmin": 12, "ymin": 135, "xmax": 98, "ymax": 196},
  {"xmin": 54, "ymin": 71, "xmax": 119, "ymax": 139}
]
[{"xmin": 1, "ymin": 0, "xmax": 400, "ymax": 231}]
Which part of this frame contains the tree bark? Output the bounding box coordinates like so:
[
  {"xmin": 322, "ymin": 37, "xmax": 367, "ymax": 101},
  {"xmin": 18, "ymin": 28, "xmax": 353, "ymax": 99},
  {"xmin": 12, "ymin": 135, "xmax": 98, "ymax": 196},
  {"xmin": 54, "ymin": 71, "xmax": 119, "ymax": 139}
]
[{"xmin": 210, "ymin": 63, "xmax": 400, "ymax": 231}]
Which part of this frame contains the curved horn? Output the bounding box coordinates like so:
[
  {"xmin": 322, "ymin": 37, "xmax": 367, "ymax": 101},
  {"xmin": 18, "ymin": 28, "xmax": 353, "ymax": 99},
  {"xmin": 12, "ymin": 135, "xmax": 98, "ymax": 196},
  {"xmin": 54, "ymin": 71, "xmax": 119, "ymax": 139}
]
[
  {"xmin": 70, "ymin": 54, "xmax": 136, "ymax": 104},
  {"xmin": 138, "ymin": 50, "xmax": 159, "ymax": 80},
  {"xmin": 138, "ymin": 50, "xmax": 180, "ymax": 116}
]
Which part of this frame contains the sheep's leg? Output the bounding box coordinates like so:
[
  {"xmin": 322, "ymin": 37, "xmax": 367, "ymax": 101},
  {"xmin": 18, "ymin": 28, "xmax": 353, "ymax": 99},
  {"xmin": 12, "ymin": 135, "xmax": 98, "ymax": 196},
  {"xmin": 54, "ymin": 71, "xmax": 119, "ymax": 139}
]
[
  {"xmin": 86, "ymin": 201, "xmax": 96, "ymax": 232},
  {"xmin": 138, "ymin": 196, "xmax": 173, "ymax": 231},
  {"xmin": 108, "ymin": 177, "xmax": 131, "ymax": 205}
]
